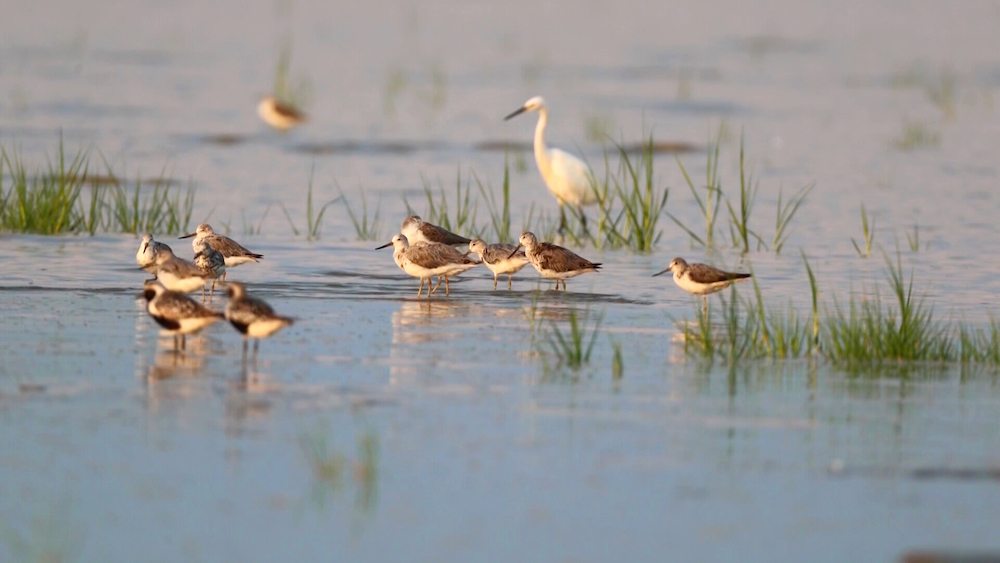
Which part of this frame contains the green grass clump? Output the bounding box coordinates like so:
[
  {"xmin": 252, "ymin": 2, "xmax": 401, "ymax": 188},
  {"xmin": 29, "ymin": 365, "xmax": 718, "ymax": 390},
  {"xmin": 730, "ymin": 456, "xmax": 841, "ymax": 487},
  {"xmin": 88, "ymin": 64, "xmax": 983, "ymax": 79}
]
[
  {"xmin": 545, "ymin": 309, "xmax": 603, "ymax": 371},
  {"xmin": 851, "ymin": 203, "xmax": 875, "ymax": 258},
  {"xmin": 340, "ymin": 187, "xmax": 382, "ymax": 241},
  {"xmin": 893, "ymin": 119, "xmax": 941, "ymax": 151},
  {"xmin": 0, "ymin": 138, "xmax": 194, "ymax": 235},
  {"xmin": 0, "ymin": 141, "xmax": 88, "ymax": 234},
  {"xmin": 669, "ymin": 125, "xmax": 723, "ymax": 248},
  {"xmin": 409, "ymin": 167, "xmax": 482, "ymax": 239}
]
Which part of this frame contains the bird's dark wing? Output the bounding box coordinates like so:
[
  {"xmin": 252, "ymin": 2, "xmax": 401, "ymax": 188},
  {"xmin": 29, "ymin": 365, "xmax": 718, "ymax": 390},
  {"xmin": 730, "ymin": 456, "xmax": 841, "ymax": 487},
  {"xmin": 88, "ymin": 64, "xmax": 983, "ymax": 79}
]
[
  {"xmin": 535, "ymin": 243, "xmax": 600, "ymax": 272},
  {"xmin": 422, "ymin": 224, "xmax": 471, "ymax": 246},
  {"xmin": 686, "ymin": 263, "xmax": 751, "ymax": 284}
]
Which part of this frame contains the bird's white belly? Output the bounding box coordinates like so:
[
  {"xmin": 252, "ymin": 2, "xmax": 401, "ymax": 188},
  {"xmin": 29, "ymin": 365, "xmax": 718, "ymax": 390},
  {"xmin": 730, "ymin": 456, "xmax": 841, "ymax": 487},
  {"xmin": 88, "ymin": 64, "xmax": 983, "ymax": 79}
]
[
  {"xmin": 246, "ymin": 318, "xmax": 289, "ymax": 338},
  {"xmin": 158, "ymin": 273, "xmax": 206, "ymax": 293},
  {"xmin": 175, "ymin": 316, "xmax": 220, "ymax": 335},
  {"xmin": 674, "ymin": 273, "xmax": 731, "ymax": 296},
  {"xmin": 224, "ymin": 255, "xmax": 257, "ymax": 267},
  {"xmin": 485, "ymin": 256, "xmax": 529, "ymax": 276}
]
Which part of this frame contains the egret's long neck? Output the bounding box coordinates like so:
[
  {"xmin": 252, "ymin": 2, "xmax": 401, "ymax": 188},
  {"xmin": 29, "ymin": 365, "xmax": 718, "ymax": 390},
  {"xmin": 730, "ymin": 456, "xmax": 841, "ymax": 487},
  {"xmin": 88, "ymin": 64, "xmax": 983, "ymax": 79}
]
[{"xmin": 533, "ymin": 107, "xmax": 551, "ymax": 177}]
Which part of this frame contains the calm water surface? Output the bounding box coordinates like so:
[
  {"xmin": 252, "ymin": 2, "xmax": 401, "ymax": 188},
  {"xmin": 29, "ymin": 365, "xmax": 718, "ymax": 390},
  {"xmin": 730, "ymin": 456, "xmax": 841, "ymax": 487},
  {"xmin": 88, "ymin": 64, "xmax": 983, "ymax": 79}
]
[{"xmin": 2, "ymin": 1, "xmax": 1000, "ymax": 561}]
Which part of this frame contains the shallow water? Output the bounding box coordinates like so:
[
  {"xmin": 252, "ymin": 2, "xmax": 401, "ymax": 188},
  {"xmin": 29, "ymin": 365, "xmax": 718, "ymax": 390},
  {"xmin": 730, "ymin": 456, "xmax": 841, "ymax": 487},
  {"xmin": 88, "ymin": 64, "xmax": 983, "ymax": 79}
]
[{"xmin": 3, "ymin": 0, "xmax": 1000, "ymax": 561}]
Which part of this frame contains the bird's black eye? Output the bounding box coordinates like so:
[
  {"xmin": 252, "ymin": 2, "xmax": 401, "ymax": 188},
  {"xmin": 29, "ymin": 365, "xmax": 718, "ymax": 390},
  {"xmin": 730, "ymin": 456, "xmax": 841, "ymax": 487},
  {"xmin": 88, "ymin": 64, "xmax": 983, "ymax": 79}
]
[{"xmin": 143, "ymin": 289, "xmax": 156, "ymax": 300}]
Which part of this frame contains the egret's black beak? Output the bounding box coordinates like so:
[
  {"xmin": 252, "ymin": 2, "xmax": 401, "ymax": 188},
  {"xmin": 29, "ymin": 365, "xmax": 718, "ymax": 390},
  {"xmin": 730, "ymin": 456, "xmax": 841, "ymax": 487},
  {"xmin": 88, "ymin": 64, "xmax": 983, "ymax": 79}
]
[
  {"xmin": 506, "ymin": 244, "xmax": 523, "ymax": 260},
  {"xmin": 503, "ymin": 106, "xmax": 528, "ymax": 121},
  {"xmin": 375, "ymin": 241, "xmax": 393, "ymax": 250},
  {"xmin": 652, "ymin": 267, "xmax": 671, "ymax": 277},
  {"xmin": 179, "ymin": 232, "xmax": 196, "ymax": 239}
]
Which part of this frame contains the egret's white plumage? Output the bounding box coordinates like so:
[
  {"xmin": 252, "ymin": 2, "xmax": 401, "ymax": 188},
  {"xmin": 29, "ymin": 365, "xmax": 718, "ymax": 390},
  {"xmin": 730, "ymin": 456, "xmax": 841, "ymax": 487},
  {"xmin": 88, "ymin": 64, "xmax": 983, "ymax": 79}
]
[{"xmin": 504, "ymin": 96, "xmax": 597, "ymax": 228}]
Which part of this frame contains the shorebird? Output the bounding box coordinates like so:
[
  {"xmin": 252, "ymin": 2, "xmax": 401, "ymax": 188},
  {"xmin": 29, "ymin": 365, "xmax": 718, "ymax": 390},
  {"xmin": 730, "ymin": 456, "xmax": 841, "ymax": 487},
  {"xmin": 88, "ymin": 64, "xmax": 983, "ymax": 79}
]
[
  {"xmin": 192, "ymin": 238, "xmax": 226, "ymax": 300},
  {"xmin": 376, "ymin": 234, "xmax": 478, "ymax": 297},
  {"xmin": 224, "ymin": 282, "xmax": 294, "ymax": 363},
  {"xmin": 504, "ymin": 96, "xmax": 598, "ymax": 233},
  {"xmin": 468, "ymin": 238, "xmax": 529, "ymax": 290},
  {"xmin": 257, "ymin": 95, "xmax": 307, "ymax": 131},
  {"xmin": 141, "ymin": 280, "xmax": 224, "ymax": 351},
  {"xmin": 400, "ymin": 215, "xmax": 471, "ymax": 247},
  {"xmin": 508, "ymin": 231, "xmax": 601, "ymax": 291},
  {"xmin": 154, "ymin": 248, "xmax": 213, "ymax": 294},
  {"xmin": 136, "ymin": 233, "xmax": 172, "ymax": 279},
  {"xmin": 180, "ymin": 223, "xmax": 263, "ymax": 281},
  {"xmin": 653, "ymin": 257, "xmax": 752, "ymax": 315}
]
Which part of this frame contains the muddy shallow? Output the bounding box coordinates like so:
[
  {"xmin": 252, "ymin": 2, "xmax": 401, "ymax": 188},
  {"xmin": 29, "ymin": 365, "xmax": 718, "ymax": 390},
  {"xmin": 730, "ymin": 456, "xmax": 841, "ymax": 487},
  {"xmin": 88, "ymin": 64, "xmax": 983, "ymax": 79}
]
[{"xmin": 2, "ymin": 0, "xmax": 1000, "ymax": 561}]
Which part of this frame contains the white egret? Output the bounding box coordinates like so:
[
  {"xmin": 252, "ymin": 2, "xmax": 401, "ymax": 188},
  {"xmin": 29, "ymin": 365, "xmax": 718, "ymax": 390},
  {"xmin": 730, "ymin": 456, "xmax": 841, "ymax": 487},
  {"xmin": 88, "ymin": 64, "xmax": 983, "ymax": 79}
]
[{"xmin": 504, "ymin": 96, "xmax": 597, "ymax": 232}]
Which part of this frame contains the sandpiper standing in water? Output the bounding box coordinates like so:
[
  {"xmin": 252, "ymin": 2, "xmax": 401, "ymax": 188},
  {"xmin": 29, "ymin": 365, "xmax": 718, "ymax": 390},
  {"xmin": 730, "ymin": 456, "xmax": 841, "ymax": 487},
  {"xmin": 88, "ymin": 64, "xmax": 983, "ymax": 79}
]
[
  {"xmin": 136, "ymin": 233, "xmax": 172, "ymax": 279},
  {"xmin": 154, "ymin": 248, "xmax": 213, "ymax": 294},
  {"xmin": 257, "ymin": 95, "xmax": 307, "ymax": 131},
  {"xmin": 377, "ymin": 234, "xmax": 478, "ymax": 297},
  {"xmin": 468, "ymin": 238, "xmax": 529, "ymax": 290},
  {"xmin": 192, "ymin": 238, "xmax": 226, "ymax": 300},
  {"xmin": 141, "ymin": 280, "xmax": 224, "ymax": 351},
  {"xmin": 180, "ymin": 223, "xmax": 263, "ymax": 281},
  {"xmin": 653, "ymin": 257, "xmax": 751, "ymax": 315},
  {"xmin": 400, "ymin": 215, "xmax": 471, "ymax": 247},
  {"xmin": 508, "ymin": 231, "xmax": 601, "ymax": 291},
  {"xmin": 224, "ymin": 282, "xmax": 294, "ymax": 364}
]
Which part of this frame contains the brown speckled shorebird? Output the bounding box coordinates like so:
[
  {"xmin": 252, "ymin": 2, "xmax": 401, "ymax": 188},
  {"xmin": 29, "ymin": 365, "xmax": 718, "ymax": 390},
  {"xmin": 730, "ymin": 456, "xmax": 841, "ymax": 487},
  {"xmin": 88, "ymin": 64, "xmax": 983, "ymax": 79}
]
[
  {"xmin": 154, "ymin": 247, "xmax": 212, "ymax": 294},
  {"xmin": 507, "ymin": 231, "xmax": 601, "ymax": 291},
  {"xmin": 400, "ymin": 215, "xmax": 472, "ymax": 247},
  {"xmin": 468, "ymin": 238, "xmax": 529, "ymax": 290},
  {"xmin": 180, "ymin": 223, "xmax": 263, "ymax": 281},
  {"xmin": 192, "ymin": 238, "xmax": 226, "ymax": 300},
  {"xmin": 653, "ymin": 257, "xmax": 751, "ymax": 315},
  {"xmin": 141, "ymin": 280, "xmax": 224, "ymax": 351},
  {"xmin": 257, "ymin": 95, "xmax": 307, "ymax": 131},
  {"xmin": 136, "ymin": 233, "xmax": 172, "ymax": 279},
  {"xmin": 377, "ymin": 234, "xmax": 478, "ymax": 297},
  {"xmin": 224, "ymin": 282, "xmax": 294, "ymax": 363}
]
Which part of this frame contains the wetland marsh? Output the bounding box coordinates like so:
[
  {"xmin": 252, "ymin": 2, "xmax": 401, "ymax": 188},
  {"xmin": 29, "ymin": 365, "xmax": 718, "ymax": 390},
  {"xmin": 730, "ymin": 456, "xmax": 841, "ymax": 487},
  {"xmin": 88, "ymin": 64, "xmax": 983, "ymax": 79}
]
[{"xmin": 2, "ymin": 0, "xmax": 1000, "ymax": 561}]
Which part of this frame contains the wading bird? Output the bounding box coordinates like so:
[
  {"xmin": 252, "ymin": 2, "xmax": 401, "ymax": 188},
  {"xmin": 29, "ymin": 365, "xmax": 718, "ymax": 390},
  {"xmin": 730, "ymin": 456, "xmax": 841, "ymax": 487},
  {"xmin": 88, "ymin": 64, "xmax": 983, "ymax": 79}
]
[
  {"xmin": 507, "ymin": 231, "xmax": 601, "ymax": 291},
  {"xmin": 377, "ymin": 234, "xmax": 478, "ymax": 297},
  {"xmin": 504, "ymin": 96, "xmax": 598, "ymax": 233},
  {"xmin": 653, "ymin": 257, "xmax": 751, "ymax": 315}
]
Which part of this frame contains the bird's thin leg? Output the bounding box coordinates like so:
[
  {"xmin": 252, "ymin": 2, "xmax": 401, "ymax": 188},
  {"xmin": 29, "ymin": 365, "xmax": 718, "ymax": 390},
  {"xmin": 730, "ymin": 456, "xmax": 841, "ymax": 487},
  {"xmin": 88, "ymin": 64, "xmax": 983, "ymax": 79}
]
[
  {"xmin": 202, "ymin": 284, "xmax": 206, "ymax": 302},
  {"xmin": 221, "ymin": 271, "xmax": 227, "ymax": 282},
  {"xmin": 444, "ymin": 276, "xmax": 451, "ymax": 296},
  {"xmin": 252, "ymin": 339, "xmax": 260, "ymax": 365},
  {"xmin": 181, "ymin": 335, "xmax": 187, "ymax": 350},
  {"xmin": 508, "ymin": 274, "xmax": 513, "ymax": 290},
  {"xmin": 242, "ymin": 339, "xmax": 248, "ymax": 366},
  {"xmin": 431, "ymin": 277, "xmax": 443, "ymax": 295},
  {"xmin": 417, "ymin": 278, "xmax": 424, "ymax": 298},
  {"xmin": 703, "ymin": 296, "xmax": 708, "ymax": 317},
  {"xmin": 493, "ymin": 274, "xmax": 498, "ymax": 290},
  {"xmin": 578, "ymin": 206, "xmax": 588, "ymax": 235},
  {"xmin": 173, "ymin": 335, "xmax": 179, "ymax": 351},
  {"xmin": 210, "ymin": 279, "xmax": 216, "ymax": 300},
  {"xmin": 558, "ymin": 205, "xmax": 568, "ymax": 234}
]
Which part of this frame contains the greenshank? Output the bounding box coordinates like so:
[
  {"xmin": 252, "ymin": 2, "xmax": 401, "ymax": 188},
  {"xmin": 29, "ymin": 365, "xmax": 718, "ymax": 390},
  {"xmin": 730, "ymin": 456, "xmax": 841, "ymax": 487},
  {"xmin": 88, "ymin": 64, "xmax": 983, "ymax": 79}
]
[
  {"xmin": 136, "ymin": 233, "xmax": 171, "ymax": 279},
  {"xmin": 468, "ymin": 238, "xmax": 529, "ymax": 290},
  {"xmin": 257, "ymin": 95, "xmax": 307, "ymax": 131},
  {"xmin": 653, "ymin": 257, "xmax": 751, "ymax": 315},
  {"xmin": 180, "ymin": 223, "xmax": 263, "ymax": 281},
  {"xmin": 401, "ymin": 215, "xmax": 471, "ymax": 247},
  {"xmin": 508, "ymin": 231, "xmax": 601, "ymax": 291},
  {"xmin": 377, "ymin": 234, "xmax": 478, "ymax": 297}
]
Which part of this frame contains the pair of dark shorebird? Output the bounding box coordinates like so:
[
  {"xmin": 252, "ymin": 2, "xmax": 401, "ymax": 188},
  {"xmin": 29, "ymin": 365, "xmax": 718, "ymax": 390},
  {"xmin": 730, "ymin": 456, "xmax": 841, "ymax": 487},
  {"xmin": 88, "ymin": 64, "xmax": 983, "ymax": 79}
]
[{"xmin": 378, "ymin": 215, "xmax": 751, "ymax": 309}]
